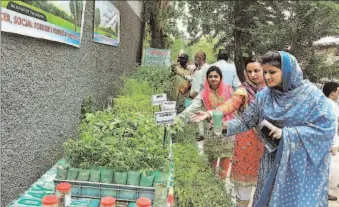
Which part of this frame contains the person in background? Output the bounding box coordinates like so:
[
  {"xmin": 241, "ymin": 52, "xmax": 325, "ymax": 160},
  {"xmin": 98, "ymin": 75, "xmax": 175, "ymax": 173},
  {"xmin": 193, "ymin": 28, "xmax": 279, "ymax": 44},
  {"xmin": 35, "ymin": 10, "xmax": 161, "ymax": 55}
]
[
  {"xmin": 322, "ymin": 81, "xmax": 339, "ymax": 201},
  {"xmin": 175, "ymin": 51, "xmax": 209, "ymax": 141},
  {"xmin": 176, "ymin": 66, "xmax": 235, "ymax": 180},
  {"xmin": 171, "ymin": 53, "xmax": 193, "ymax": 113},
  {"xmin": 192, "ymin": 59, "xmax": 265, "ymax": 207},
  {"xmin": 210, "ymin": 49, "xmax": 241, "ymax": 90},
  {"xmin": 176, "ymin": 52, "xmax": 210, "ymax": 100}
]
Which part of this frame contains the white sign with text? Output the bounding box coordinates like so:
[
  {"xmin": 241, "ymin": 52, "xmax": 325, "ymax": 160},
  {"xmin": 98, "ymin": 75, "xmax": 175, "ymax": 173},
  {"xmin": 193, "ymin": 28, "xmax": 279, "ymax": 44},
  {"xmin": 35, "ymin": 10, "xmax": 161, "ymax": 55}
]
[
  {"xmin": 152, "ymin": 94, "xmax": 167, "ymax": 105},
  {"xmin": 161, "ymin": 101, "xmax": 176, "ymax": 111},
  {"xmin": 155, "ymin": 111, "xmax": 176, "ymax": 125}
]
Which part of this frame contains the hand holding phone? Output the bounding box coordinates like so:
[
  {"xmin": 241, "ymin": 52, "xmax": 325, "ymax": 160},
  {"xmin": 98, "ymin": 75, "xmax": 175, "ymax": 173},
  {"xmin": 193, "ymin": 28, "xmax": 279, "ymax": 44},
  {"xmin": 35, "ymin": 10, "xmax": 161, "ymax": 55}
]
[
  {"xmin": 261, "ymin": 125, "xmax": 273, "ymax": 138},
  {"xmin": 260, "ymin": 119, "xmax": 282, "ymax": 140}
]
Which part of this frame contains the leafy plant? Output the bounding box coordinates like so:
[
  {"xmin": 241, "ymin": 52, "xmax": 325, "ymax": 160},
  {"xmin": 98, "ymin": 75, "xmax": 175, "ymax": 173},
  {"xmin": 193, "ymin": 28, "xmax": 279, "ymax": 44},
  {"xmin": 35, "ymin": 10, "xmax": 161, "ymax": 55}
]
[
  {"xmin": 173, "ymin": 123, "xmax": 232, "ymax": 206},
  {"xmin": 112, "ymin": 95, "xmax": 157, "ymax": 116},
  {"xmin": 64, "ymin": 67, "xmax": 174, "ymax": 172},
  {"xmin": 63, "ymin": 65, "xmax": 231, "ymax": 206},
  {"xmin": 64, "ymin": 109, "xmax": 169, "ymax": 172},
  {"xmin": 80, "ymin": 96, "xmax": 94, "ymax": 120},
  {"xmin": 128, "ymin": 66, "xmax": 176, "ymax": 94}
]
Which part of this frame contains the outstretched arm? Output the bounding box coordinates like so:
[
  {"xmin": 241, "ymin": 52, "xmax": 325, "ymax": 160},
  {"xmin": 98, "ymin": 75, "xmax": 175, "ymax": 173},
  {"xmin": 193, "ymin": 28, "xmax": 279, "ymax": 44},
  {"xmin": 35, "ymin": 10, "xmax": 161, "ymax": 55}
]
[
  {"xmin": 223, "ymin": 101, "xmax": 260, "ymax": 136},
  {"xmin": 191, "ymin": 87, "xmax": 246, "ymax": 122},
  {"xmin": 177, "ymin": 94, "xmax": 204, "ymax": 123}
]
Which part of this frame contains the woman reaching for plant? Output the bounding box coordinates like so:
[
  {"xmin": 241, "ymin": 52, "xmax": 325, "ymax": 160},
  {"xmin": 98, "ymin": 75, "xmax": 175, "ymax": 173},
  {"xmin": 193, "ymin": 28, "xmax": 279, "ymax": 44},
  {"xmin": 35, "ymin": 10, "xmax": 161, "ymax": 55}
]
[
  {"xmin": 192, "ymin": 59, "xmax": 265, "ymax": 207},
  {"xmin": 195, "ymin": 51, "xmax": 336, "ymax": 207},
  {"xmin": 176, "ymin": 66, "xmax": 235, "ymax": 180}
]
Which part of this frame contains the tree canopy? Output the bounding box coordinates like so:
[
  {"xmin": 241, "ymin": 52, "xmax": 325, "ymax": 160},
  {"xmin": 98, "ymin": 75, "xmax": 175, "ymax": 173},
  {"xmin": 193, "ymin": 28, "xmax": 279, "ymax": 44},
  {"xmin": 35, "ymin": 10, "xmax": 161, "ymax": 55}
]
[
  {"xmin": 183, "ymin": 1, "xmax": 339, "ymax": 81},
  {"xmin": 143, "ymin": 1, "xmax": 339, "ymax": 81}
]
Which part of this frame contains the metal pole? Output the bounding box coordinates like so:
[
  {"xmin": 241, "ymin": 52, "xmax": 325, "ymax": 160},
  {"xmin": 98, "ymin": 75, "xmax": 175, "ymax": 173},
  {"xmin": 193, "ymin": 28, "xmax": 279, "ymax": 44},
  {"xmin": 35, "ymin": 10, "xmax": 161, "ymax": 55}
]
[{"xmin": 163, "ymin": 126, "xmax": 167, "ymax": 148}]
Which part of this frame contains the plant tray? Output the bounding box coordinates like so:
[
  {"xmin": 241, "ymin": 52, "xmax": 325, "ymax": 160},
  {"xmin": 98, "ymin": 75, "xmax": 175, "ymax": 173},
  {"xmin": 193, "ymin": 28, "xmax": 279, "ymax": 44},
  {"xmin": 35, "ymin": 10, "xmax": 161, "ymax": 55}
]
[{"xmin": 54, "ymin": 179, "xmax": 156, "ymax": 202}]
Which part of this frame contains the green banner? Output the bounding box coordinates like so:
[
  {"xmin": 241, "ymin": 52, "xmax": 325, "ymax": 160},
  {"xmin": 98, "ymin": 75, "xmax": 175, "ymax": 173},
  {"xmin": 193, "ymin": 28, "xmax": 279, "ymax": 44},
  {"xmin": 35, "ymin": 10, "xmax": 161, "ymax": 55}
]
[
  {"xmin": 142, "ymin": 48, "xmax": 171, "ymax": 67},
  {"xmin": 1, "ymin": 1, "xmax": 85, "ymax": 47}
]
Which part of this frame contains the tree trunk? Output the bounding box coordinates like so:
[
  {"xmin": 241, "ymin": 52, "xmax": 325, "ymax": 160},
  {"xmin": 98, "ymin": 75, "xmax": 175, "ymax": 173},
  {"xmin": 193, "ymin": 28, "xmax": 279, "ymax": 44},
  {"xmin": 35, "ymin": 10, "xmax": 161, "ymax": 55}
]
[
  {"xmin": 148, "ymin": 0, "xmax": 170, "ymax": 49},
  {"xmin": 149, "ymin": 14, "xmax": 166, "ymax": 49},
  {"xmin": 231, "ymin": 0, "xmax": 257, "ymax": 82},
  {"xmin": 233, "ymin": 29, "xmax": 245, "ymax": 82}
]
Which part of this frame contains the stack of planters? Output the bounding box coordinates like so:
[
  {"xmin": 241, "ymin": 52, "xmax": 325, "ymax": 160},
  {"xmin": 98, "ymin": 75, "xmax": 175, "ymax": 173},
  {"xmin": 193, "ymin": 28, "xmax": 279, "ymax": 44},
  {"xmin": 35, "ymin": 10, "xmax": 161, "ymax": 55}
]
[
  {"xmin": 58, "ymin": 66, "xmax": 176, "ymax": 205},
  {"xmin": 55, "ymin": 164, "xmax": 167, "ymax": 201}
]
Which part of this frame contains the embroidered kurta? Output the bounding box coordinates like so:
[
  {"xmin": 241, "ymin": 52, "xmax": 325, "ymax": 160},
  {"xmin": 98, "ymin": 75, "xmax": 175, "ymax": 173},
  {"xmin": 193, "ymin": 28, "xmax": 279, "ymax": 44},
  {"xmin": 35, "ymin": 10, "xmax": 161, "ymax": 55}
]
[
  {"xmin": 178, "ymin": 82, "xmax": 235, "ymax": 159},
  {"xmin": 217, "ymin": 87, "xmax": 264, "ymax": 187},
  {"xmin": 218, "ymin": 86, "xmax": 264, "ymax": 187}
]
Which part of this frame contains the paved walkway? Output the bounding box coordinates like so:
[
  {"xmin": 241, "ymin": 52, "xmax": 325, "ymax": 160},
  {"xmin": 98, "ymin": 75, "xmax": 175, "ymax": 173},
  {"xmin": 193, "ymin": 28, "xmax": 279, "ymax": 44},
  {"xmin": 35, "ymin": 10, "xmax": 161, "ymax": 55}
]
[
  {"xmin": 198, "ymin": 141, "xmax": 339, "ymax": 206},
  {"xmin": 329, "ymin": 153, "xmax": 339, "ymax": 207}
]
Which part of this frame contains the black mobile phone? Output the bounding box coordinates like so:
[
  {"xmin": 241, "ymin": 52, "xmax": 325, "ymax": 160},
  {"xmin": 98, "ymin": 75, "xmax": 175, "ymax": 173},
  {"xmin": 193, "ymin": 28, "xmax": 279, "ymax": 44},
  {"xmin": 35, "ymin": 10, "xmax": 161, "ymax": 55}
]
[
  {"xmin": 261, "ymin": 126, "xmax": 280, "ymax": 145},
  {"xmin": 261, "ymin": 126, "xmax": 272, "ymax": 138}
]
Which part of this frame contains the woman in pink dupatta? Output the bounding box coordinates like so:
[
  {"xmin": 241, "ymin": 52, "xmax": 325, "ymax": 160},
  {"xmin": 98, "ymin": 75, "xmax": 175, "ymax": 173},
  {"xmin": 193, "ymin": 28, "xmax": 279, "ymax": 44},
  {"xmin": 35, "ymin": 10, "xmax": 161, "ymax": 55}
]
[{"xmin": 177, "ymin": 66, "xmax": 235, "ymax": 179}]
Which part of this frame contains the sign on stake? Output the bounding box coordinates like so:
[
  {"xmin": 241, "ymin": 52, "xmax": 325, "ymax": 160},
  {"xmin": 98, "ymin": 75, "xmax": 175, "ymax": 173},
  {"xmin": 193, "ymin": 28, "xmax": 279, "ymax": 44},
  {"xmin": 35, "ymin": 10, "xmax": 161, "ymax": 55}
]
[
  {"xmin": 161, "ymin": 101, "xmax": 176, "ymax": 112},
  {"xmin": 152, "ymin": 94, "xmax": 167, "ymax": 106}
]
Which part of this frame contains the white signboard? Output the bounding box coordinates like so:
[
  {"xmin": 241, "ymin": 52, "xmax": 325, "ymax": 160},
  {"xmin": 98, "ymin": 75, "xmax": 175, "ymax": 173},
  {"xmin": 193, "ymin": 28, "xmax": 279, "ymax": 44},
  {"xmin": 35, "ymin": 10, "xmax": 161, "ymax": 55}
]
[
  {"xmin": 161, "ymin": 101, "xmax": 176, "ymax": 111},
  {"xmin": 152, "ymin": 94, "xmax": 167, "ymax": 105},
  {"xmin": 155, "ymin": 111, "xmax": 176, "ymax": 125}
]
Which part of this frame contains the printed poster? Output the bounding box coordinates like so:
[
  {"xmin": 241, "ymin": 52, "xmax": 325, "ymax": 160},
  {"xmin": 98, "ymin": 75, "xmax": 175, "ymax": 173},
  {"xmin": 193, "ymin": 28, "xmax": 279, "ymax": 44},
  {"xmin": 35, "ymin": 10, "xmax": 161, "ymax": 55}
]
[
  {"xmin": 1, "ymin": 0, "xmax": 86, "ymax": 47},
  {"xmin": 143, "ymin": 48, "xmax": 171, "ymax": 67},
  {"xmin": 93, "ymin": 0, "xmax": 120, "ymax": 47}
]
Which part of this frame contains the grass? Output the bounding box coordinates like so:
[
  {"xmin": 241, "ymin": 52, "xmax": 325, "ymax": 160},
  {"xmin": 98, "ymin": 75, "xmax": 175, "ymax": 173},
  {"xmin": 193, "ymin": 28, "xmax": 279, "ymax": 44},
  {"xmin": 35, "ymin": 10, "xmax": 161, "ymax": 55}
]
[
  {"xmin": 94, "ymin": 28, "xmax": 118, "ymax": 40},
  {"xmin": 2, "ymin": 0, "xmax": 81, "ymax": 33}
]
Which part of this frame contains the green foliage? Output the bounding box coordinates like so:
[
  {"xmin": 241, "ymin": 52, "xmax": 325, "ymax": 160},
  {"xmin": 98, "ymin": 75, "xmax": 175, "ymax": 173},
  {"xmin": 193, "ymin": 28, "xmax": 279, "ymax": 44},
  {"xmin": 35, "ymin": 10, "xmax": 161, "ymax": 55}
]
[
  {"xmin": 129, "ymin": 66, "xmax": 175, "ymax": 93},
  {"xmin": 80, "ymin": 96, "xmax": 94, "ymax": 120},
  {"xmin": 184, "ymin": 0, "xmax": 339, "ymax": 80},
  {"xmin": 112, "ymin": 94, "xmax": 156, "ymax": 116},
  {"xmin": 170, "ymin": 36, "xmax": 223, "ymax": 64},
  {"xmin": 173, "ymin": 123, "xmax": 232, "ymax": 206},
  {"xmin": 306, "ymin": 54, "xmax": 339, "ymax": 83},
  {"xmin": 64, "ymin": 109, "xmax": 169, "ymax": 172},
  {"xmin": 64, "ymin": 65, "xmax": 231, "ymax": 205},
  {"xmin": 119, "ymin": 79, "xmax": 156, "ymax": 96},
  {"xmin": 64, "ymin": 66, "xmax": 175, "ymax": 172},
  {"xmin": 143, "ymin": 1, "xmax": 184, "ymax": 48}
]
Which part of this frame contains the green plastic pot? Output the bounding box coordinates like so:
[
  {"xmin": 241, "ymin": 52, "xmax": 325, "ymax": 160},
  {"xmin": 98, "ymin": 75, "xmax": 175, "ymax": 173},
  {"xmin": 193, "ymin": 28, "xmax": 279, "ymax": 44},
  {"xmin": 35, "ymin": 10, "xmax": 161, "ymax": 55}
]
[
  {"xmin": 113, "ymin": 172, "xmax": 127, "ymax": 185},
  {"xmin": 127, "ymin": 171, "xmax": 141, "ymax": 186}
]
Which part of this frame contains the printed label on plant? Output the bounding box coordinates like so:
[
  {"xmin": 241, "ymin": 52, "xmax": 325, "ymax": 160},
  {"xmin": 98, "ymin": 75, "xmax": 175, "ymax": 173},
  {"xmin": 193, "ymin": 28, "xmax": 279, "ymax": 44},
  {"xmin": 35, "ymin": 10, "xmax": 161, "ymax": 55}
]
[
  {"xmin": 152, "ymin": 94, "xmax": 167, "ymax": 105},
  {"xmin": 155, "ymin": 111, "xmax": 176, "ymax": 125},
  {"xmin": 161, "ymin": 101, "xmax": 176, "ymax": 111}
]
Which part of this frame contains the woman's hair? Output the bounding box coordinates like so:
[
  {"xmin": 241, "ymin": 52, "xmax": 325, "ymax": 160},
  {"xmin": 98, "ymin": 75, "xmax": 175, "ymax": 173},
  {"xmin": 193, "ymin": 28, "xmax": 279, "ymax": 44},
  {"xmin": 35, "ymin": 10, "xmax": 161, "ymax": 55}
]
[
  {"xmin": 206, "ymin": 66, "xmax": 223, "ymax": 80},
  {"xmin": 261, "ymin": 51, "xmax": 282, "ymax": 69},
  {"xmin": 244, "ymin": 57, "xmax": 261, "ymax": 69}
]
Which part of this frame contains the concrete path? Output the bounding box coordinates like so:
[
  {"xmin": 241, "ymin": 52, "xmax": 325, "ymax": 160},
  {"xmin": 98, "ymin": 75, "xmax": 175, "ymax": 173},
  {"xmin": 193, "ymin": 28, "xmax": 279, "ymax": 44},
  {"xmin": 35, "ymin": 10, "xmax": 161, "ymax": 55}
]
[
  {"xmin": 329, "ymin": 153, "xmax": 339, "ymax": 207},
  {"xmin": 198, "ymin": 141, "xmax": 339, "ymax": 206}
]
